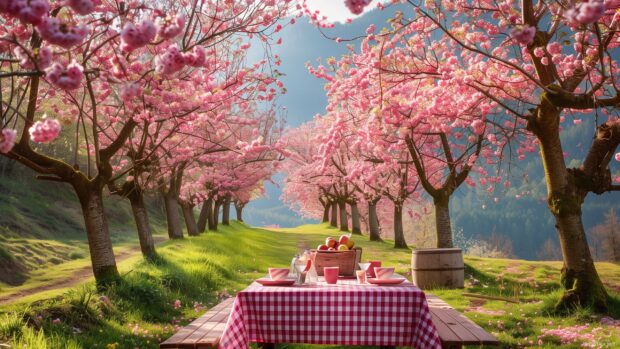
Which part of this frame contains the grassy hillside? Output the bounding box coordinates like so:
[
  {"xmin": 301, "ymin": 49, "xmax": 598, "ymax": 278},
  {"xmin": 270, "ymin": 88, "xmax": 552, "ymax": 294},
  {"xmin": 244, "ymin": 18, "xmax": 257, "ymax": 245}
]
[
  {"xmin": 0, "ymin": 167, "xmax": 167, "ymax": 290},
  {"xmin": 0, "ymin": 222, "xmax": 618, "ymax": 349}
]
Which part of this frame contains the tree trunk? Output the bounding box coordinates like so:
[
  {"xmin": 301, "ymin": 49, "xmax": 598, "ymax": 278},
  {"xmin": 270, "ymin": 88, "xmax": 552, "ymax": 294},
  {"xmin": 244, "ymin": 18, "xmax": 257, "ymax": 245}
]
[
  {"xmin": 235, "ymin": 202, "xmax": 245, "ymax": 222},
  {"xmin": 330, "ymin": 202, "xmax": 338, "ymax": 227},
  {"xmin": 207, "ymin": 198, "xmax": 217, "ymax": 231},
  {"xmin": 350, "ymin": 203, "xmax": 362, "ymax": 235},
  {"xmin": 213, "ymin": 201, "xmax": 221, "ymax": 230},
  {"xmin": 322, "ymin": 203, "xmax": 330, "ymax": 223},
  {"xmin": 182, "ymin": 203, "xmax": 199, "ymax": 236},
  {"xmin": 433, "ymin": 193, "xmax": 454, "ymax": 248},
  {"xmin": 393, "ymin": 203, "xmax": 408, "ymax": 249},
  {"xmin": 533, "ymin": 105, "xmax": 607, "ymax": 311},
  {"xmin": 368, "ymin": 201, "xmax": 382, "ymax": 241},
  {"xmin": 163, "ymin": 192, "xmax": 184, "ymax": 239},
  {"xmin": 222, "ymin": 196, "xmax": 231, "ymax": 226},
  {"xmin": 338, "ymin": 200, "xmax": 349, "ymax": 232},
  {"xmin": 76, "ymin": 186, "xmax": 120, "ymax": 287},
  {"xmin": 127, "ymin": 186, "xmax": 157, "ymax": 260},
  {"xmin": 197, "ymin": 200, "xmax": 210, "ymax": 233}
]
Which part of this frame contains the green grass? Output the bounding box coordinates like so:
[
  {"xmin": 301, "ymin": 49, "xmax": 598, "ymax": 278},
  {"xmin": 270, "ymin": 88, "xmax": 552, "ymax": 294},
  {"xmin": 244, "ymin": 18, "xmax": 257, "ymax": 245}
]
[
  {"xmin": 0, "ymin": 222, "xmax": 619, "ymax": 348},
  {"xmin": 0, "ymin": 171, "xmax": 167, "ymax": 290}
]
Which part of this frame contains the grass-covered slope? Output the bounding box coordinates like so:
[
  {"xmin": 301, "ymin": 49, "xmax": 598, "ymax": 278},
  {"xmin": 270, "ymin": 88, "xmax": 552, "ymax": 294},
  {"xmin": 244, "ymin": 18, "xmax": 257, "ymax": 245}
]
[
  {"xmin": 1, "ymin": 222, "xmax": 618, "ymax": 348},
  {"xmin": 0, "ymin": 170, "xmax": 166, "ymax": 289}
]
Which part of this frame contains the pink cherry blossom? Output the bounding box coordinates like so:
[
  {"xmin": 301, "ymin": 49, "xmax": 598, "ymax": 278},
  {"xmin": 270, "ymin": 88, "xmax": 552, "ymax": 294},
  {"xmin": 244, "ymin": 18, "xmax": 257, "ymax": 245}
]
[
  {"xmin": 0, "ymin": 128, "xmax": 17, "ymax": 154},
  {"xmin": 0, "ymin": 0, "xmax": 49, "ymax": 24},
  {"xmin": 575, "ymin": 0, "xmax": 606, "ymax": 24},
  {"xmin": 45, "ymin": 60, "xmax": 84, "ymax": 90},
  {"xmin": 183, "ymin": 46, "xmax": 206, "ymax": 67},
  {"xmin": 173, "ymin": 299, "xmax": 181, "ymax": 309},
  {"xmin": 29, "ymin": 116, "xmax": 61, "ymax": 143},
  {"xmin": 471, "ymin": 119, "xmax": 486, "ymax": 135},
  {"xmin": 156, "ymin": 13, "xmax": 185, "ymax": 40},
  {"xmin": 120, "ymin": 19, "xmax": 156, "ymax": 52},
  {"xmin": 344, "ymin": 0, "xmax": 372, "ymax": 15},
  {"xmin": 510, "ymin": 25, "xmax": 536, "ymax": 45},
  {"xmin": 13, "ymin": 45, "xmax": 52, "ymax": 69},
  {"xmin": 119, "ymin": 83, "xmax": 142, "ymax": 102},
  {"xmin": 37, "ymin": 17, "xmax": 89, "ymax": 48},
  {"xmin": 155, "ymin": 45, "xmax": 186, "ymax": 75},
  {"xmin": 65, "ymin": 0, "xmax": 100, "ymax": 15}
]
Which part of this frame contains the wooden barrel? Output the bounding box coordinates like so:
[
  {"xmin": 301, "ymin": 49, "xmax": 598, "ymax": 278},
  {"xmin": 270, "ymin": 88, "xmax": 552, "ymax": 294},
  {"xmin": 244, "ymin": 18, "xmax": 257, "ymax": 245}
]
[{"xmin": 411, "ymin": 248, "xmax": 464, "ymax": 289}]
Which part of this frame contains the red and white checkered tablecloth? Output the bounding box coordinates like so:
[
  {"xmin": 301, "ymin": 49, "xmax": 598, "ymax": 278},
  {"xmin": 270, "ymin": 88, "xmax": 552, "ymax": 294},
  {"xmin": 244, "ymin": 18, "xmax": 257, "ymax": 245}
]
[{"xmin": 219, "ymin": 276, "xmax": 441, "ymax": 349}]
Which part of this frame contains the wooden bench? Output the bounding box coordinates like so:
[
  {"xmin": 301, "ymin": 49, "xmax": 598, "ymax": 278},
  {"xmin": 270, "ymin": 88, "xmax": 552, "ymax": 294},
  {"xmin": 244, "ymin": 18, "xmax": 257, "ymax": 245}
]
[
  {"xmin": 160, "ymin": 294, "xmax": 499, "ymax": 349},
  {"xmin": 427, "ymin": 294, "xmax": 500, "ymax": 348},
  {"xmin": 160, "ymin": 297, "xmax": 235, "ymax": 349}
]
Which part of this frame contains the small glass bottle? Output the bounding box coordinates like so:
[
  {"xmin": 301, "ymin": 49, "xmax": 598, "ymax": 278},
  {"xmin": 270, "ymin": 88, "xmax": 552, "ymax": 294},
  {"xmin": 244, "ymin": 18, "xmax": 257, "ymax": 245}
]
[{"xmin": 305, "ymin": 254, "xmax": 318, "ymax": 284}]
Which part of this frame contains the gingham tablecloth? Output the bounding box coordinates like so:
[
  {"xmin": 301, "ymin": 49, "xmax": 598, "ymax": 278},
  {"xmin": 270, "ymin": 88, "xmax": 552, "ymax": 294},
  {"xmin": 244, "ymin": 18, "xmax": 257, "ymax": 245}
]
[{"xmin": 219, "ymin": 276, "xmax": 441, "ymax": 349}]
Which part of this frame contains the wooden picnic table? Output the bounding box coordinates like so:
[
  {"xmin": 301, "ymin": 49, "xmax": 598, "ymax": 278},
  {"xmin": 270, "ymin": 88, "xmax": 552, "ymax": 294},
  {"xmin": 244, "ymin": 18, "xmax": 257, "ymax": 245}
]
[
  {"xmin": 160, "ymin": 274, "xmax": 499, "ymax": 349},
  {"xmin": 218, "ymin": 274, "xmax": 441, "ymax": 348}
]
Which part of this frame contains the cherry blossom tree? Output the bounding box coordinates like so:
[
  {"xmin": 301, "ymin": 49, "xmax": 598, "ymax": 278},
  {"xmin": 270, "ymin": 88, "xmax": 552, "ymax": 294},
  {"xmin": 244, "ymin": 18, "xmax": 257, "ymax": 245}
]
[
  {"xmin": 281, "ymin": 122, "xmax": 341, "ymax": 226},
  {"xmin": 0, "ymin": 0, "xmax": 294, "ymax": 286},
  {"xmin": 342, "ymin": 0, "xmax": 620, "ymax": 310}
]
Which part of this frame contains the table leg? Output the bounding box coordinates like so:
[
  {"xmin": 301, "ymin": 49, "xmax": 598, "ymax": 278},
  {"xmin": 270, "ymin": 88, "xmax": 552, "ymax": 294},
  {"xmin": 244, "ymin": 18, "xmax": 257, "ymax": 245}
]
[
  {"xmin": 258, "ymin": 343, "xmax": 275, "ymax": 349},
  {"xmin": 379, "ymin": 346, "xmax": 396, "ymax": 349}
]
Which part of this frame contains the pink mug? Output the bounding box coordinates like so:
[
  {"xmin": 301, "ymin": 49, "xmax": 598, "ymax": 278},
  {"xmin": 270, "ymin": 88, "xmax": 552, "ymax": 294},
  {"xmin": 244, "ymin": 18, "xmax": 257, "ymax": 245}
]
[
  {"xmin": 368, "ymin": 261, "xmax": 381, "ymax": 278},
  {"xmin": 324, "ymin": 267, "xmax": 339, "ymax": 284}
]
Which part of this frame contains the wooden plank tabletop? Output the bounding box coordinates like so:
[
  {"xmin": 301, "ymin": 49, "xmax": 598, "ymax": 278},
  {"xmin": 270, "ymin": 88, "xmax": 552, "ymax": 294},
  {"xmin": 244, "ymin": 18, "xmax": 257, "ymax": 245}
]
[
  {"xmin": 426, "ymin": 294, "xmax": 499, "ymax": 345},
  {"xmin": 160, "ymin": 297, "xmax": 235, "ymax": 349}
]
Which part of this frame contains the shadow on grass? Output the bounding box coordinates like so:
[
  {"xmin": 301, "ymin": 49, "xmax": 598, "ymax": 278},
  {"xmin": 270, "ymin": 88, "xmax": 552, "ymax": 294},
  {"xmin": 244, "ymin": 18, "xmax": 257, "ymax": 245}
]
[
  {"xmin": 463, "ymin": 263, "xmax": 561, "ymax": 300},
  {"xmin": 539, "ymin": 288, "xmax": 620, "ymax": 319}
]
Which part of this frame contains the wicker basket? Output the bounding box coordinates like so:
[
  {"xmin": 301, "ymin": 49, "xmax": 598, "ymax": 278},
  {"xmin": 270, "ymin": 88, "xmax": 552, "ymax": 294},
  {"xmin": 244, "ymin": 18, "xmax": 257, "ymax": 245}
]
[{"xmin": 312, "ymin": 248, "xmax": 362, "ymax": 276}]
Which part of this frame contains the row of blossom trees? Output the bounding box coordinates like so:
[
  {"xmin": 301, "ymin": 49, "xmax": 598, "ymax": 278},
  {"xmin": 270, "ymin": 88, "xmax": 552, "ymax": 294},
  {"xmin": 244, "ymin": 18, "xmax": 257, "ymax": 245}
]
[
  {"xmin": 0, "ymin": 0, "xmax": 292, "ymax": 287},
  {"xmin": 283, "ymin": 0, "xmax": 620, "ymax": 311}
]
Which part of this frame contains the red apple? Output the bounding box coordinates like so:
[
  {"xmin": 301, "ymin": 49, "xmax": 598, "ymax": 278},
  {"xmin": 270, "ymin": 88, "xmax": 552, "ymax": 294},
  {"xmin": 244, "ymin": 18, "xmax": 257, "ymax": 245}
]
[
  {"xmin": 317, "ymin": 244, "xmax": 329, "ymax": 251},
  {"xmin": 325, "ymin": 237, "xmax": 337, "ymax": 248},
  {"xmin": 339, "ymin": 235, "xmax": 355, "ymax": 249},
  {"xmin": 328, "ymin": 247, "xmax": 336, "ymax": 251}
]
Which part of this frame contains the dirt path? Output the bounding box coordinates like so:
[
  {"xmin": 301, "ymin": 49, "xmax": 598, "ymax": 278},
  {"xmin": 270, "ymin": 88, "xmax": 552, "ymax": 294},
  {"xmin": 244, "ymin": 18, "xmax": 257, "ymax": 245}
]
[{"xmin": 0, "ymin": 237, "xmax": 167, "ymax": 306}]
